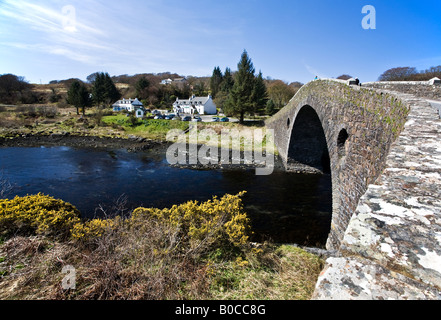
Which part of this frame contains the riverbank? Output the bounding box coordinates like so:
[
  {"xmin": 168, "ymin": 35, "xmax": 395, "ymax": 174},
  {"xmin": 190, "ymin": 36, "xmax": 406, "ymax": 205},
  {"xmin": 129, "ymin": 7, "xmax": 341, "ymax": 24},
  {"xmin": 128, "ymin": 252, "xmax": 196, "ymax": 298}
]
[
  {"xmin": 0, "ymin": 132, "xmax": 166, "ymax": 152},
  {"xmin": 0, "ymin": 132, "xmax": 284, "ymax": 174}
]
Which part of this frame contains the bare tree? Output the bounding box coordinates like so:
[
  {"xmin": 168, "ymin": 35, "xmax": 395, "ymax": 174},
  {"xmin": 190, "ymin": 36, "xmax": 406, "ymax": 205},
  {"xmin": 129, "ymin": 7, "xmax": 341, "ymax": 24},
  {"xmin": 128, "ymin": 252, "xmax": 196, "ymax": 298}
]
[{"xmin": 378, "ymin": 67, "xmax": 418, "ymax": 81}]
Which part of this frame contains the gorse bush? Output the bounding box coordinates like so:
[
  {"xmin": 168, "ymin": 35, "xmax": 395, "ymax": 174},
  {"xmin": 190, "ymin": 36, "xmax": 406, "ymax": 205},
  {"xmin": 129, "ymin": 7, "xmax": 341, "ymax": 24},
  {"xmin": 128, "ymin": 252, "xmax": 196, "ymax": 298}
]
[
  {"xmin": 0, "ymin": 192, "xmax": 251, "ymax": 249},
  {"xmin": 0, "ymin": 193, "xmax": 81, "ymax": 239},
  {"xmin": 71, "ymin": 218, "xmax": 118, "ymax": 241},
  {"xmin": 131, "ymin": 191, "xmax": 251, "ymax": 253}
]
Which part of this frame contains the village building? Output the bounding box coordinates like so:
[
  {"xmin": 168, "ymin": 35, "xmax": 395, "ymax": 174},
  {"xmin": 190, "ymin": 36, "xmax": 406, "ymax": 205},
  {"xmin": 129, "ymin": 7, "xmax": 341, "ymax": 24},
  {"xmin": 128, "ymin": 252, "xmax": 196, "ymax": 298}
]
[
  {"xmin": 160, "ymin": 78, "xmax": 173, "ymax": 85},
  {"xmin": 172, "ymin": 95, "xmax": 217, "ymax": 115},
  {"xmin": 112, "ymin": 98, "xmax": 145, "ymax": 118},
  {"xmin": 161, "ymin": 77, "xmax": 187, "ymax": 85}
]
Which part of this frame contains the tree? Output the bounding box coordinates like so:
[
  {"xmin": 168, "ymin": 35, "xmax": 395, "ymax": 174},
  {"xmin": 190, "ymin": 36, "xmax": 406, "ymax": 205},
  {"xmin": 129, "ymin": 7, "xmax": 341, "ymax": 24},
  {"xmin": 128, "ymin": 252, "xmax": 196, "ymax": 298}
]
[
  {"xmin": 267, "ymin": 80, "xmax": 295, "ymax": 111},
  {"xmin": 226, "ymin": 50, "xmax": 256, "ymax": 123},
  {"xmin": 103, "ymin": 73, "xmax": 120, "ymax": 105},
  {"xmin": 336, "ymin": 74, "xmax": 353, "ymax": 80},
  {"xmin": 210, "ymin": 66, "xmax": 223, "ymax": 98},
  {"xmin": 378, "ymin": 67, "xmax": 418, "ymax": 81},
  {"xmin": 265, "ymin": 99, "xmax": 276, "ymax": 116},
  {"xmin": 92, "ymin": 72, "xmax": 120, "ymax": 107},
  {"xmin": 86, "ymin": 72, "xmax": 100, "ymax": 83},
  {"xmin": 220, "ymin": 67, "xmax": 234, "ymax": 92},
  {"xmin": 0, "ymin": 74, "xmax": 32, "ymax": 104},
  {"xmin": 251, "ymin": 71, "xmax": 268, "ymax": 115},
  {"xmin": 135, "ymin": 77, "xmax": 150, "ymax": 100},
  {"xmin": 67, "ymin": 80, "xmax": 92, "ymax": 116},
  {"xmin": 192, "ymin": 81, "xmax": 209, "ymax": 96},
  {"xmin": 213, "ymin": 90, "xmax": 229, "ymax": 114},
  {"xmin": 378, "ymin": 65, "xmax": 441, "ymax": 81}
]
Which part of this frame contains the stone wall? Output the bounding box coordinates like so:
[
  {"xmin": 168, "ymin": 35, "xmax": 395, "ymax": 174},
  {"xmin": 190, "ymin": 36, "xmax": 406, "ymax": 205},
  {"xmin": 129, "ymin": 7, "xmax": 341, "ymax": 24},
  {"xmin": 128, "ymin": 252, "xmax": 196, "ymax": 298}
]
[
  {"xmin": 266, "ymin": 80, "xmax": 410, "ymax": 250},
  {"xmin": 313, "ymin": 90, "xmax": 441, "ymax": 300},
  {"xmin": 363, "ymin": 81, "xmax": 441, "ymax": 100}
]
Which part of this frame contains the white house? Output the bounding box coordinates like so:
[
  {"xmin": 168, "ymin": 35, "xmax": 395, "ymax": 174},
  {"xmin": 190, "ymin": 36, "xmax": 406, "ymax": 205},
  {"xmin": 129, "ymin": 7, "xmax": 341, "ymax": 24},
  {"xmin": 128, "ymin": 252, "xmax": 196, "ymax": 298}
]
[
  {"xmin": 112, "ymin": 98, "xmax": 143, "ymax": 112},
  {"xmin": 160, "ymin": 78, "xmax": 173, "ymax": 85},
  {"xmin": 112, "ymin": 98, "xmax": 145, "ymax": 118},
  {"xmin": 173, "ymin": 95, "xmax": 217, "ymax": 115},
  {"xmin": 161, "ymin": 77, "xmax": 187, "ymax": 85}
]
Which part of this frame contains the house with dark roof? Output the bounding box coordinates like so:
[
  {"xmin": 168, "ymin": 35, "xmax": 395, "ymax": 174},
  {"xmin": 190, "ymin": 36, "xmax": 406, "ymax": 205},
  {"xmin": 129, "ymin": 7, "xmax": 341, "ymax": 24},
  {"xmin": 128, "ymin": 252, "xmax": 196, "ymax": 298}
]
[
  {"xmin": 112, "ymin": 98, "xmax": 145, "ymax": 118},
  {"xmin": 172, "ymin": 95, "xmax": 217, "ymax": 115}
]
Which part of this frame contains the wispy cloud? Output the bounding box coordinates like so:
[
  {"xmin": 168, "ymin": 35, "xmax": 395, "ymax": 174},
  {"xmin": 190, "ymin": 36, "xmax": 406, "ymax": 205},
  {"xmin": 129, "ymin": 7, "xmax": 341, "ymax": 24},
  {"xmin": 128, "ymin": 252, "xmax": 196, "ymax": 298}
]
[
  {"xmin": 0, "ymin": 0, "xmax": 245, "ymax": 79},
  {"xmin": 303, "ymin": 61, "xmax": 330, "ymax": 79},
  {"xmin": 0, "ymin": 0, "xmax": 110, "ymax": 64}
]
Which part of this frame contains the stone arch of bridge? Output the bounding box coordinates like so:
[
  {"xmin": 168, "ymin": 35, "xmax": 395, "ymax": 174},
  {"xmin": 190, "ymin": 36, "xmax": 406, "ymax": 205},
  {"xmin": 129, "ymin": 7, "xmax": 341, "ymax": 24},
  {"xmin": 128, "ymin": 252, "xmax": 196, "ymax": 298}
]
[
  {"xmin": 286, "ymin": 104, "xmax": 335, "ymax": 247},
  {"xmin": 286, "ymin": 105, "xmax": 331, "ymax": 175}
]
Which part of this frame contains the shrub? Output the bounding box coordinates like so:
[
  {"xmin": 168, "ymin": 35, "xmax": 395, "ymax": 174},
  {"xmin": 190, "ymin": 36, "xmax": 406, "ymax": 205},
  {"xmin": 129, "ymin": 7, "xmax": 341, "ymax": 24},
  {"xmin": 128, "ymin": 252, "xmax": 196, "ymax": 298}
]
[
  {"xmin": 0, "ymin": 193, "xmax": 81, "ymax": 239},
  {"xmin": 131, "ymin": 191, "xmax": 251, "ymax": 254},
  {"xmin": 71, "ymin": 218, "xmax": 117, "ymax": 241}
]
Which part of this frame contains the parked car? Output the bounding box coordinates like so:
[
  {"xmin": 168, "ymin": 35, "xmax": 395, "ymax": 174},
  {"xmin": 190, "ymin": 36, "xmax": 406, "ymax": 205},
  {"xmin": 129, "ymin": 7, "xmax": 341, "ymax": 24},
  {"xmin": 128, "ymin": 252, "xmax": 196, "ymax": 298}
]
[
  {"xmin": 192, "ymin": 116, "xmax": 202, "ymax": 122},
  {"xmin": 212, "ymin": 117, "xmax": 220, "ymax": 122},
  {"xmin": 182, "ymin": 116, "xmax": 192, "ymax": 122},
  {"xmin": 220, "ymin": 117, "xmax": 229, "ymax": 122},
  {"xmin": 164, "ymin": 115, "xmax": 173, "ymax": 120},
  {"xmin": 154, "ymin": 115, "xmax": 164, "ymax": 120}
]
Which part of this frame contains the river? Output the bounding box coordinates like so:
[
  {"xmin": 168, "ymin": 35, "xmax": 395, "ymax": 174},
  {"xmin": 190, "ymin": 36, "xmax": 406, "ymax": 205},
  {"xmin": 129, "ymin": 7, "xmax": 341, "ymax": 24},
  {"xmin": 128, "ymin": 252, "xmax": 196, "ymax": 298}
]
[{"xmin": 0, "ymin": 145, "xmax": 332, "ymax": 247}]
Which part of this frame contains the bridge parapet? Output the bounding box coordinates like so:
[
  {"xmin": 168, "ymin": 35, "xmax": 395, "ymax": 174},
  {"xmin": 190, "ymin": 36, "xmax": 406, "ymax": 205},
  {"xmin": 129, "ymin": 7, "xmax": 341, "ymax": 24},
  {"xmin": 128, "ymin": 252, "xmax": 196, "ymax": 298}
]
[
  {"xmin": 313, "ymin": 90, "xmax": 441, "ymax": 299},
  {"xmin": 362, "ymin": 78, "xmax": 441, "ymax": 100}
]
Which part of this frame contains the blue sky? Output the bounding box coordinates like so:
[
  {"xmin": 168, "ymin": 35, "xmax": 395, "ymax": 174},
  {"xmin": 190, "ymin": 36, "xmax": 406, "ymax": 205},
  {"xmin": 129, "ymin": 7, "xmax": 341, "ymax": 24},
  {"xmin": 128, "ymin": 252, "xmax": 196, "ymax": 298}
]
[{"xmin": 0, "ymin": 0, "xmax": 440, "ymax": 84}]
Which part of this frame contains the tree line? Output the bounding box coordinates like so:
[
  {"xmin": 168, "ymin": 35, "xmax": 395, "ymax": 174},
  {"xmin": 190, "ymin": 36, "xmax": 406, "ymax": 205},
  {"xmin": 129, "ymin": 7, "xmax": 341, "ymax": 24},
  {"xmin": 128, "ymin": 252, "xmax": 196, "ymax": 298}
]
[
  {"xmin": 377, "ymin": 66, "xmax": 441, "ymax": 82},
  {"xmin": 210, "ymin": 51, "xmax": 302, "ymax": 122},
  {"xmin": 4, "ymin": 63, "xmax": 439, "ymax": 117},
  {"xmin": 0, "ymin": 74, "xmax": 36, "ymax": 104},
  {"xmin": 107, "ymin": 72, "xmax": 214, "ymax": 110}
]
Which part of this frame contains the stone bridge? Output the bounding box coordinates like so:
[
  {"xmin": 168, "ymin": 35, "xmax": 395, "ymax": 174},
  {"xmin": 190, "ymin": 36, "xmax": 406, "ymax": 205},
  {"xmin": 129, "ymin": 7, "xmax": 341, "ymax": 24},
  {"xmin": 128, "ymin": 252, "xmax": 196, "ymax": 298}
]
[{"xmin": 265, "ymin": 78, "xmax": 441, "ymax": 299}]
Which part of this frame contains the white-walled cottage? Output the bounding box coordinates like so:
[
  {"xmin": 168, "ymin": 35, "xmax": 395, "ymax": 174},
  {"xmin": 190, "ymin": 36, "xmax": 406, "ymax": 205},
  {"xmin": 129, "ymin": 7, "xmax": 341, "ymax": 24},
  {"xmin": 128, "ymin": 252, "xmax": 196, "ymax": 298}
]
[
  {"xmin": 112, "ymin": 98, "xmax": 143, "ymax": 112},
  {"xmin": 173, "ymin": 95, "xmax": 217, "ymax": 115}
]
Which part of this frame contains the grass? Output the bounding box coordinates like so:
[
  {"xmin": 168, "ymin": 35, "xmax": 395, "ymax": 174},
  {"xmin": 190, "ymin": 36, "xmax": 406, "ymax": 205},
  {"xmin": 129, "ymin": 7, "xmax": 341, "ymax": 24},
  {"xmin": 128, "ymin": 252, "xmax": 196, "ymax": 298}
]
[
  {"xmin": 209, "ymin": 245, "xmax": 323, "ymax": 300},
  {"xmin": 0, "ymin": 193, "xmax": 324, "ymax": 300},
  {"xmin": 101, "ymin": 114, "xmax": 190, "ymax": 140},
  {"xmin": 0, "ymin": 236, "xmax": 323, "ymax": 300}
]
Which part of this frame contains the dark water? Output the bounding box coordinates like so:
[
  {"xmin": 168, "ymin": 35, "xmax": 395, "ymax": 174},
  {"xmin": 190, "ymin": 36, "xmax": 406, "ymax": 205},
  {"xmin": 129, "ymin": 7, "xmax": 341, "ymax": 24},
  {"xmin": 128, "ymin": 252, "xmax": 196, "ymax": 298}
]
[{"xmin": 0, "ymin": 146, "xmax": 332, "ymax": 247}]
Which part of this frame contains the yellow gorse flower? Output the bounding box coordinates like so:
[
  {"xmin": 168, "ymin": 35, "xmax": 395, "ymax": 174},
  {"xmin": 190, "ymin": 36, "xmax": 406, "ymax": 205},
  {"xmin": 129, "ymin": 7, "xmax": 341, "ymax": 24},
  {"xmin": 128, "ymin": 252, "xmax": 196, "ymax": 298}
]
[
  {"xmin": 132, "ymin": 191, "xmax": 250, "ymax": 248},
  {"xmin": 1, "ymin": 192, "xmax": 251, "ymax": 249},
  {"xmin": 0, "ymin": 193, "xmax": 81, "ymax": 238}
]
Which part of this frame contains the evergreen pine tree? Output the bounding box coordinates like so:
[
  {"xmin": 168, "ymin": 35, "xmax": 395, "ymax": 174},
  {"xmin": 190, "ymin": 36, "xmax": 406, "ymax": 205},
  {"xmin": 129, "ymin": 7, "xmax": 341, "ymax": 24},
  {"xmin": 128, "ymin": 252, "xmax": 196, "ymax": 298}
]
[
  {"xmin": 92, "ymin": 73, "xmax": 106, "ymax": 106},
  {"xmin": 210, "ymin": 66, "xmax": 223, "ymax": 99},
  {"xmin": 228, "ymin": 50, "xmax": 256, "ymax": 123},
  {"xmin": 92, "ymin": 72, "xmax": 120, "ymax": 107},
  {"xmin": 220, "ymin": 67, "xmax": 234, "ymax": 93},
  {"xmin": 67, "ymin": 80, "xmax": 91, "ymax": 116},
  {"xmin": 251, "ymin": 71, "xmax": 268, "ymax": 115},
  {"xmin": 135, "ymin": 77, "xmax": 150, "ymax": 100},
  {"xmin": 265, "ymin": 99, "xmax": 276, "ymax": 116},
  {"xmin": 103, "ymin": 73, "xmax": 120, "ymax": 104}
]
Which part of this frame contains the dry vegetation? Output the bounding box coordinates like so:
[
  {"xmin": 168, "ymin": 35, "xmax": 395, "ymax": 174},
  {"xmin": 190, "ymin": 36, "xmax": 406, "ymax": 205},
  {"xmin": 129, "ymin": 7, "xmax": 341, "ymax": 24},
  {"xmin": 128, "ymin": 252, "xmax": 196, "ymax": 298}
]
[{"xmin": 0, "ymin": 193, "xmax": 323, "ymax": 300}]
